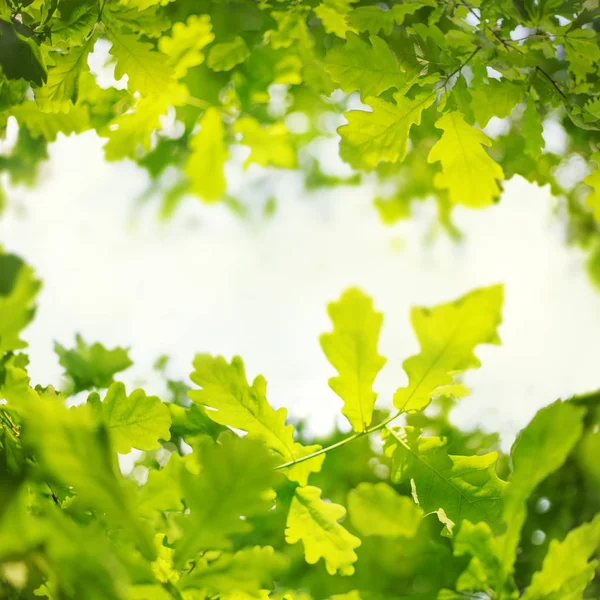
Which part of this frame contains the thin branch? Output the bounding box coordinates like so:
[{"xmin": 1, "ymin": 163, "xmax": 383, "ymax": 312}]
[
  {"xmin": 162, "ymin": 581, "xmax": 185, "ymax": 600},
  {"xmin": 446, "ymin": 46, "xmax": 481, "ymax": 82},
  {"xmin": 535, "ymin": 65, "xmax": 568, "ymax": 100},
  {"xmin": 0, "ymin": 408, "xmax": 20, "ymax": 438},
  {"xmin": 47, "ymin": 483, "xmax": 60, "ymax": 506},
  {"xmin": 275, "ymin": 408, "xmax": 404, "ymax": 471}
]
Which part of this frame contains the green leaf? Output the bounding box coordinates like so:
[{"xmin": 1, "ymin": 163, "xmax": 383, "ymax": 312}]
[
  {"xmin": 136, "ymin": 454, "xmax": 185, "ymax": 517},
  {"xmin": 103, "ymin": 95, "xmax": 173, "ymax": 161},
  {"xmin": 0, "ymin": 253, "xmax": 41, "ymax": 354},
  {"xmin": 324, "ymin": 33, "xmax": 404, "ymax": 101},
  {"xmin": 448, "ymin": 520, "xmax": 517, "ymax": 597},
  {"xmin": 174, "ymin": 435, "xmax": 280, "ymax": 566},
  {"xmin": 90, "ymin": 381, "xmax": 171, "ymax": 453},
  {"xmin": 48, "ymin": 0, "xmax": 98, "ymax": 45},
  {"xmin": 339, "ymin": 91, "xmax": 436, "ymax": 171},
  {"xmin": 521, "ymin": 513, "xmax": 600, "ymax": 600},
  {"xmin": 285, "ymin": 485, "xmax": 361, "ymax": 576},
  {"xmin": 54, "ymin": 334, "xmax": 132, "ymax": 393},
  {"xmin": 108, "ymin": 29, "xmax": 173, "ymax": 96},
  {"xmin": 347, "ymin": 4, "xmax": 425, "ymax": 35},
  {"xmin": 34, "ymin": 35, "xmax": 96, "ymax": 112},
  {"xmin": 319, "ymin": 287, "xmax": 386, "ymax": 432},
  {"xmin": 158, "ymin": 15, "xmax": 214, "ymax": 79},
  {"xmin": 188, "ymin": 354, "xmax": 324, "ymax": 485},
  {"xmin": 393, "ymin": 284, "xmax": 503, "ymax": 414},
  {"xmin": 233, "ymin": 116, "xmax": 297, "ymax": 169},
  {"xmin": 584, "ymin": 152, "xmax": 600, "ymax": 223},
  {"xmin": 0, "ymin": 19, "xmax": 47, "ymax": 86},
  {"xmin": 522, "ymin": 95, "xmax": 545, "ymax": 159},
  {"xmin": 499, "ymin": 401, "xmax": 585, "ymax": 581},
  {"xmin": 103, "ymin": 3, "xmax": 170, "ymax": 39},
  {"xmin": 383, "ymin": 426, "xmax": 507, "ymax": 534},
  {"xmin": 208, "ymin": 36, "xmax": 250, "ymax": 72},
  {"xmin": 181, "ymin": 546, "xmax": 287, "ymax": 595},
  {"xmin": 185, "ymin": 107, "xmax": 228, "ymax": 202},
  {"xmin": 428, "ymin": 111, "xmax": 505, "ymax": 208},
  {"xmin": 314, "ymin": 0, "xmax": 357, "ymax": 39},
  {"xmin": 11, "ymin": 101, "xmax": 90, "ymax": 141},
  {"xmin": 347, "ymin": 482, "xmax": 422, "ymax": 537},
  {"xmin": 469, "ymin": 80, "xmax": 523, "ymax": 127},
  {"xmin": 22, "ymin": 397, "xmax": 154, "ymax": 557}
]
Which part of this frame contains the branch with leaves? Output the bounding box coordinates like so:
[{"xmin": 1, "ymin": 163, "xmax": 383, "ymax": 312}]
[{"xmin": 1, "ymin": 248, "xmax": 600, "ymax": 598}]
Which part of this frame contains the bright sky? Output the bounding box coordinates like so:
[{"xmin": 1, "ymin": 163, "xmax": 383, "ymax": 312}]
[{"xmin": 2, "ymin": 128, "xmax": 600, "ymax": 451}]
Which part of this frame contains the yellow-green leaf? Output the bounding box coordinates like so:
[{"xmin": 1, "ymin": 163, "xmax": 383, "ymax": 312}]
[
  {"xmin": 393, "ymin": 284, "xmax": 503, "ymax": 414},
  {"xmin": 35, "ymin": 34, "xmax": 96, "ymax": 113},
  {"xmin": 339, "ymin": 92, "xmax": 435, "ymax": 170},
  {"xmin": 324, "ymin": 33, "xmax": 404, "ymax": 100},
  {"xmin": 347, "ymin": 482, "xmax": 422, "ymax": 537},
  {"xmin": 584, "ymin": 152, "xmax": 600, "ymax": 223},
  {"xmin": 428, "ymin": 111, "xmax": 504, "ymax": 208},
  {"xmin": 90, "ymin": 382, "xmax": 171, "ymax": 453},
  {"xmin": 521, "ymin": 513, "xmax": 600, "ymax": 600},
  {"xmin": 54, "ymin": 334, "xmax": 132, "ymax": 394},
  {"xmin": 185, "ymin": 107, "xmax": 228, "ymax": 202},
  {"xmin": 0, "ymin": 253, "xmax": 41, "ymax": 354},
  {"xmin": 383, "ymin": 426, "xmax": 507, "ymax": 534},
  {"xmin": 319, "ymin": 288, "xmax": 386, "ymax": 432},
  {"xmin": 314, "ymin": 0, "xmax": 357, "ymax": 39},
  {"xmin": 174, "ymin": 436, "xmax": 280, "ymax": 566},
  {"xmin": 188, "ymin": 354, "xmax": 324, "ymax": 485},
  {"xmin": 104, "ymin": 95, "xmax": 172, "ymax": 161},
  {"xmin": 285, "ymin": 485, "xmax": 361, "ymax": 576},
  {"xmin": 181, "ymin": 546, "xmax": 287, "ymax": 595},
  {"xmin": 522, "ymin": 95, "xmax": 545, "ymax": 159},
  {"xmin": 234, "ymin": 116, "xmax": 297, "ymax": 169},
  {"xmin": 158, "ymin": 15, "xmax": 214, "ymax": 79},
  {"xmin": 207, "ymin": 36, "xmax": 250, "ymax": 72},
  {"xmin": 499, "ymin": 401, "xmax": 585, "ymax": 583},
  {"xmin": 108, "ymin": 29, "xmax": 173, "ymax": 96}
]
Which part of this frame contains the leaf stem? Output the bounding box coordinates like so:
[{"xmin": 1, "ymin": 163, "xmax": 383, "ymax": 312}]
[
  {"xmin": 275, "ymin": 408, "xmax": 404, "ymax": 471},
  {"xmin": 0, "ymin": 408, "xmax": 20, "ymax": 438},
  {"xmin": 534, "ymin": 66, "xmax": 568, "ymax": 100},
  {"xmin": 185, "ymin": 96, "xmax": 211, "ymax": 109},
  {"xmin": 162, "ymin": 581, "xmax": 185, "ymax": 600}
]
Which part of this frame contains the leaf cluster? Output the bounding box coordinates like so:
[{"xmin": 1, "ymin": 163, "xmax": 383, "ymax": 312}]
[{"xmin": 1, "ymin": 248, "xmax": 599, "ymax": 600}]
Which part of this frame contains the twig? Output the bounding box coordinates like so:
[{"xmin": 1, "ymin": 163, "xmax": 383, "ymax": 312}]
[
  {"xmin": 535, "ymin": 65, "xmax": 568, "ymax": 100},
  {"xmin": 276, "ymin": 408, "xmax": 404, "ymax": 471}
]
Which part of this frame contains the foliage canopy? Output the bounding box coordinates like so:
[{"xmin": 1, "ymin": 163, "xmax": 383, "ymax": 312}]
[
  {"xmin": 2, "ymin": 1, "xmax": 600, "ymax": 599},
  {"xmin": 2, "ymin": 0, "xmax": 600, "ymax": 276},
  {"xmin": 1, "ymin": 248, "xmax": 600, "ymax": 599}
]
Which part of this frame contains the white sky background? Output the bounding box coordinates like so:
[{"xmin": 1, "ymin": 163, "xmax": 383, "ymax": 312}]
[{"xmin": 2, "ymin": 122, "xmax": 600, "ymax": 452}]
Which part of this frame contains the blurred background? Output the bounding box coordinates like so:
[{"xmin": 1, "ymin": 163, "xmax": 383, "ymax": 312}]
[{"xmin": 2, "ymin": 120, "xmax": 600, "ymax": 452}]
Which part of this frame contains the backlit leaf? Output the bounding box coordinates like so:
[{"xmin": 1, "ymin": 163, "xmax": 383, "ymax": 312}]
[
  {"xmin": 383, "ymin": 426, "xmax": 507, "ymax": 534},
  {"xmin": 428, "ymin": 112, "xmax": 505, "ymax": 208},
  {"xmin": 324, "ymin": 33, "xmax": 404, "ymax": 101},
  {"xmin": 188, "ymin": 354, "xmax": 324, "ymax": 484},
  {"xmin": 185, "ymin": 107, "xmax": 228, "ymax": 202},
  {"xmin": 89, "ymin": 381, "xmax": 171, "ymax": 453},
  {"xmin": 208, "ymin": 36, "xmax": 250, "ymax": 72},
  {"xmin": 158, "ymin": 15, "xmax": 214, "ymax": 79},
  {"xmin": 339, "ymin": 91, "xmax": 436, "ymax": 170},
  {"xmin": 319, "ymin": 287, "xmax": 386, "ymax": 432},
  {"xmin": 285, "ymin": 485, "xmax": 361, "ymax": 576},
  {"xmin": 0, "ymin": 253, "xmax": 41, "ymax": 354},
  {"xmin": 347, "ymin": 482, "xmax": 422, "ymax": 537},
  {"xmin": 54, "ymin": 334, "xmax": 132, "ymax": 393},
  {"xmin": 521, "ymin": 513, "xmax": 600, "ymax": 600},
  {"xmin": 174, "ymin": 435, "xmax": 280, "ymax": 566},
  {"xmin": 393, "ymin": 284, "xmax": 503, "ymax": 414}
]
